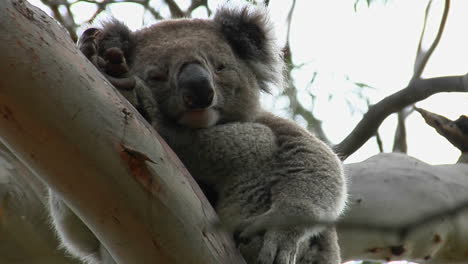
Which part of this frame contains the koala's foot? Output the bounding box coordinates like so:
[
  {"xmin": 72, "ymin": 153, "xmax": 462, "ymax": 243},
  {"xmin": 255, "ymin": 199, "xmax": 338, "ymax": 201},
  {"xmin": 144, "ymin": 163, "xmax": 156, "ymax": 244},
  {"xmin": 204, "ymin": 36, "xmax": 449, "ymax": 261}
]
[
  {"xmin": 237, "ymin": 228, "xmax": 307, "ymax": 264},
  {"xmin": 257, "ymin": 230, "xmax": 301, "ymax": 264},
  {"xmin": 234, "ymin": 208, "xmax": 330, "ymax": 264},
  {"xmin": 77, "ymin": 28, "xmax": 135, "ymax": 91}
]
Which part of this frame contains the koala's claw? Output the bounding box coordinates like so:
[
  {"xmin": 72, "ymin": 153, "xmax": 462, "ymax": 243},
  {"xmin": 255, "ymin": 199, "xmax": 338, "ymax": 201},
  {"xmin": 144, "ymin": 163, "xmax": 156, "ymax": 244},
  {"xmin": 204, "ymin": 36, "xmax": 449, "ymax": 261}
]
[
  {"xmin": 78, "ymin": 30, "xmax": 136, "ymax": 92},
  {"xmin": 77, "ymin": 28, "xmax": 101, "ymax": 63},
  {"xmin": 256, "ymin": 230, "xmax": 298, "ymax": 264}
]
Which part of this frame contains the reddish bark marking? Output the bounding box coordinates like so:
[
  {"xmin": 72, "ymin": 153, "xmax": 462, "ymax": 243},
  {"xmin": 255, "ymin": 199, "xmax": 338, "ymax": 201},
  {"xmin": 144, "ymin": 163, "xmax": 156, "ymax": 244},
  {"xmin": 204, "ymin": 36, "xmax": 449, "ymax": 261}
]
[
  {"xmin": 366, "ymin": 247, "xmax": 381, "ymax": 253},
  {"xmin": 119, "ymin": 144, "xmax": 161, "ymax": 194},
  {"xmin": 0, "ymin": 106, "xmax": 14, "ymax": 121},
  {"xmin": 390, "ymin": 245, "xmax": 405, "ymax": 256},
  {"xmin": 0, "ymin": 105, "xmax": 24, "ymax": 132}
]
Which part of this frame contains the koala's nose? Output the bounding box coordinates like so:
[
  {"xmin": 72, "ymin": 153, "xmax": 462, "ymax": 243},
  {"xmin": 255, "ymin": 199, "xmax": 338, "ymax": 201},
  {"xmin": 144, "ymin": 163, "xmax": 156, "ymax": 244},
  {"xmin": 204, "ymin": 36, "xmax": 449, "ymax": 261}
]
[{"xmin": 177, "ymin": 63, "xmax": 214, "ymax": 109}]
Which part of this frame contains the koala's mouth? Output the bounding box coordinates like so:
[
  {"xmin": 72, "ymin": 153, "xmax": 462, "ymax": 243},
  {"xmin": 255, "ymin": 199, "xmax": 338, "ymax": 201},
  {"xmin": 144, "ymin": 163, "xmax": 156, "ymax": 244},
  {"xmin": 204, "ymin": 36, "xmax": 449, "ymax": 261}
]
[{"xmin": 178, "ymin": 108, "xmax": 220, "ymax": 128}]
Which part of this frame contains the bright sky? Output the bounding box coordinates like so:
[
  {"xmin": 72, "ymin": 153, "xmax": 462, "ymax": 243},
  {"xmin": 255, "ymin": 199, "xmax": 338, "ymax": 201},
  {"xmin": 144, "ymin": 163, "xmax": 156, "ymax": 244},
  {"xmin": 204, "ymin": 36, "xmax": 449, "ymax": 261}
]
[{"xmin": 28, "ymin": 0, "xmax": 467, "ymax": 165}]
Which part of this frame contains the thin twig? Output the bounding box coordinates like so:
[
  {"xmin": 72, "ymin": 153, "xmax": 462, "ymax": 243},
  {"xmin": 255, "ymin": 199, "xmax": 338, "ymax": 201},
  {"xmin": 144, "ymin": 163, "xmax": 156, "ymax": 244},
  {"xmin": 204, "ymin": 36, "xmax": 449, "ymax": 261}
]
[
  {"xmin": 375, "ymin": 131, "xmax": 384, "ymax": 152},
  {"xmin": 186, "ymin": 0, "xmax": 210, "ymax": 17},
  {"xmin": 392, "ymin": 0, "xmax": 450, "ymax": 153},
  {"xmin": 392, "ymin": 112, "xmax": 408, "ymax": 153},
  {"xmin": 281, "ymin": 0, "xmax": 328, "ymax": 142},
  {"xmin": 412, "ymin": 0, "xmax": 450, "ymax": 82},
  {"xmin": 164, "ymin": 0, "xmax": 184, "ymax": 18}
]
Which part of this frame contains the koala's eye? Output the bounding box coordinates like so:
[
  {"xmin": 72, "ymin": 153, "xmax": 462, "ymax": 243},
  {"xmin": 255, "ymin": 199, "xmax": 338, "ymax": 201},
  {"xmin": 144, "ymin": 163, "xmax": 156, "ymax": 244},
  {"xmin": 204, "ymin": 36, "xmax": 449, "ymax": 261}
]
[
  {"xmin": 215, "ymin": 63, "xmax": 226, "ymax": 73},
  {"xmin": 145, "ymin": 67, "xmax": 168, "ymax": 82}
]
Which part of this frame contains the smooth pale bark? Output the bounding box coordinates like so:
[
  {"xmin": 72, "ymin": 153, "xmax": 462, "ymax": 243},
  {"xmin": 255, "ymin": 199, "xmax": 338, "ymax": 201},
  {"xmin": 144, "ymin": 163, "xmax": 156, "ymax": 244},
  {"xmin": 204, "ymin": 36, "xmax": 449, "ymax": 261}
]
[
  {"xmin": 0, "ymin": 143, "xmax": 80, "ymax": 264},
  {"xmin": 340, "ymin": 153, "xmax": 468, "ymax": 263},
  {"xmin": 0, "ymin": 1, "xmax": 244, "ymax": 264}
]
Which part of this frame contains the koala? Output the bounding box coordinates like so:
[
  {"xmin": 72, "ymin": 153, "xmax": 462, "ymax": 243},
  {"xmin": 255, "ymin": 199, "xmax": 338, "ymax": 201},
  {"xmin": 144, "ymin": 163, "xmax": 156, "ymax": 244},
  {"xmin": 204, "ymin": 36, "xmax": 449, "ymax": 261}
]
[{"xmin": 48, "ymin": 4, "xmax": 347, "ymax": 264}]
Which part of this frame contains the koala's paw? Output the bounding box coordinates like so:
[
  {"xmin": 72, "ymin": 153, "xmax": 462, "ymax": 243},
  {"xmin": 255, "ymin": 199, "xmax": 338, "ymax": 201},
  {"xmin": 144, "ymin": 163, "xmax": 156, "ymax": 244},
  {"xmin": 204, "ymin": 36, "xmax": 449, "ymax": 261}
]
[
  {"xmin": 77, "ymin": 28, "xmax": 135, "ymax": 91},
  {"xmin": 258, "ymin": 230, "xmax": 300, "ymax": 264},
  {"xmin": 77, "ymin": 28, "xmax": 101, "ymax": 62},
  {"xmin": 237, "ymin": 228, "xmax": 302, "ymax": 264}
]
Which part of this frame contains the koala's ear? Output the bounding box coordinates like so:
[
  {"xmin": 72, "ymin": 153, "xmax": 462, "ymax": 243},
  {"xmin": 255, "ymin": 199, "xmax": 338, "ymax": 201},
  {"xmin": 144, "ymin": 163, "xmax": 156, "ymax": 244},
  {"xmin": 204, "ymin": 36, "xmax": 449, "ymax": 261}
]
[
  {"xmin": 214, "ymin": 5, "xmax": 284, "ymax": 92},
  {"xmin": 98, "ymin": 19, "xmax": 136, "ymax": 64}
]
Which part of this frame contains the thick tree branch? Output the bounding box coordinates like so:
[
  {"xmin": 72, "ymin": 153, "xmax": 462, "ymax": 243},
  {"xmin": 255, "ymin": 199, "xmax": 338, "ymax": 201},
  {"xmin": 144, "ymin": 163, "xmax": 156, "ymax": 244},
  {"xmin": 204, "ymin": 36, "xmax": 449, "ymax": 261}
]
[
  {"xmin": 0, "ymin": 144, "xmax": 80, "ymax": 264},
  {"xmin": 340, "ymin": 153, "xmax": 468, "ymax": 263},
  {"xmin": 0, "ymin": 1, "xmax": 244, "ymax": 263},
  {"xmin": 334, "ymin": 74, "xmax": 468, "ymax": 160}
]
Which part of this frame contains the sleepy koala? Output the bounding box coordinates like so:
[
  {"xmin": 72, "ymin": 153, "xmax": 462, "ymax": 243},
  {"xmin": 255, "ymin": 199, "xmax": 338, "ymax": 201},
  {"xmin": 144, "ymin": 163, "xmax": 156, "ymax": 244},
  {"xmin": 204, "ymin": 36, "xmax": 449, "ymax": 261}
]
[{"xmin": 49, "ymin": 4, "xmax": 347, "ymax": 264}]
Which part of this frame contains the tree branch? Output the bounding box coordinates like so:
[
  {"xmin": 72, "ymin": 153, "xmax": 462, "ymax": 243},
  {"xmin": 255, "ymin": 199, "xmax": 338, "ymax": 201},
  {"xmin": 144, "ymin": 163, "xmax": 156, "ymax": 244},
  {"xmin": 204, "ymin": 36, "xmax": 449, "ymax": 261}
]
[
  {"xmin": 0, "ymin": 143, "xmax": 81, "ymax": 264},
  {"xmin": 415, "ymin": 107, "xmax": 468, "ymax": 154},
  {"xmin": 0, "ymin": 1, "xmax": 244, "ymax": 263},
  {"xmin": 186, "ymin": 0, "xmax": 210, "ymax": 17},
  {"xmin": 334, "ymin": 74, "xmax": 468, "ymax": 160},
  {"xmin": 164, "ymin": 0, "xmax": 184, "ymax": 18},
  {"xmin": 340, "ymin": 153, "xmax": 468, "ymax": 263},
  {"xmin": 392, "ymin": 0, "xmax": 450, "ymax": 153},
  {"xmin": 41, "ymin": 0, "xmax": 78, "ymax": 41},
  {"xmin": 392, "ymin": 107, "xmax": 414, "ymax": 153},
  {"xmin": 281, "ymin": 0, "xmax": 329, "ymax": 143},
  {"xmin": 412, "ymin": 0, "xmax": 450, "ymax": 82}
]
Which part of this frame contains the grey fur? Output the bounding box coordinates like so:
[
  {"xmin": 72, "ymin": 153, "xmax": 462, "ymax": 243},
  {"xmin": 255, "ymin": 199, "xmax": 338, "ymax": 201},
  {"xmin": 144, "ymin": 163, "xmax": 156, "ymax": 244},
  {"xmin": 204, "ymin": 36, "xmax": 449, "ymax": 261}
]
[{"xmin": 49, "ymin": 4, "xmax": 347, "ymax": 264}]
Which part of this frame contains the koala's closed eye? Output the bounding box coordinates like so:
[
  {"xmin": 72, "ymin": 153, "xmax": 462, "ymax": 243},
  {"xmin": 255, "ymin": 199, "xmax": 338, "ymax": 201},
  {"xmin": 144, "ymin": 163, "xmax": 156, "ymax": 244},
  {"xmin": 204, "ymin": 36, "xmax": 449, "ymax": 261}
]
[{"xmin": 145, "ymin": 66, "xmax": 168, "ymax": 83}]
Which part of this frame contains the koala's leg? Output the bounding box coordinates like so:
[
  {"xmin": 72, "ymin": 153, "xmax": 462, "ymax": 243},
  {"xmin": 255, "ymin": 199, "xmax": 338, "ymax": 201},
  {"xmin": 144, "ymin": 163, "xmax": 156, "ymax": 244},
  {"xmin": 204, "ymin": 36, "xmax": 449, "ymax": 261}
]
[
  {"xmin": 78, "ymin": 28, "xmax": 135, "ymax": 91},
  {"xmin": 48, "ymin": 190, "xmax": 116, "ymax": 264}
]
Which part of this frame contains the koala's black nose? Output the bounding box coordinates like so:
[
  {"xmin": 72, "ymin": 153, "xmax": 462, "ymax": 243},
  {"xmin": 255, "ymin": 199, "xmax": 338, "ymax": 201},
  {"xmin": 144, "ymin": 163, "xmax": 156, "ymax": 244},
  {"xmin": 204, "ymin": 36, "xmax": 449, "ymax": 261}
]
[{"xmin": 177, "ymin": 63, "xmax": 214, "ymax": 109}]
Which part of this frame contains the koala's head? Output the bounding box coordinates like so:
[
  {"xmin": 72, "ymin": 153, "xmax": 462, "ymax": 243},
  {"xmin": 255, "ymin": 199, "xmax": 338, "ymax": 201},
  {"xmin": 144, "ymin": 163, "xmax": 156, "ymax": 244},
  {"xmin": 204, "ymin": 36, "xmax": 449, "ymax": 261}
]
[{"xmin": 97, "ymin": 5, "xmax": 283, "ymax": 129}]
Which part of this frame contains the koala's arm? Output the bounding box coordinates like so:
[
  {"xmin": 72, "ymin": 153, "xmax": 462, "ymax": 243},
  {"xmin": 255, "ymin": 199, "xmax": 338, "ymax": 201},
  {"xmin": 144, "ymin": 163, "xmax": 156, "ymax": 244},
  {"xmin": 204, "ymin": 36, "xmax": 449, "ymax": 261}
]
[{"xmin": 240, "ymin": 111, "xmax": 347, "ymax": 238}]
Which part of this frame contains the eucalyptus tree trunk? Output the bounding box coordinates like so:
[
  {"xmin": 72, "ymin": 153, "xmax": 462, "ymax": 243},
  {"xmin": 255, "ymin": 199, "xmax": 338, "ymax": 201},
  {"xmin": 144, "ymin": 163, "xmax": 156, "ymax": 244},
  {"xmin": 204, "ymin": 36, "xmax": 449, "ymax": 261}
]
[{"xmin": 0, "ymin": 1, "xmax": 244, "ymax": 263}]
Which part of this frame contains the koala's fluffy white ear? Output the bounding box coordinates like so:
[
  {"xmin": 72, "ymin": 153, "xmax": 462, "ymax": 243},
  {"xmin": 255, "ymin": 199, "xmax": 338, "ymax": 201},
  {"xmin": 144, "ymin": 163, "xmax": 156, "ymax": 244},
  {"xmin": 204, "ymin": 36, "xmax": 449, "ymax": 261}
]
[{"xmin": 214, "ymin": 5, "xmax": 284, "ymax": 92}]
